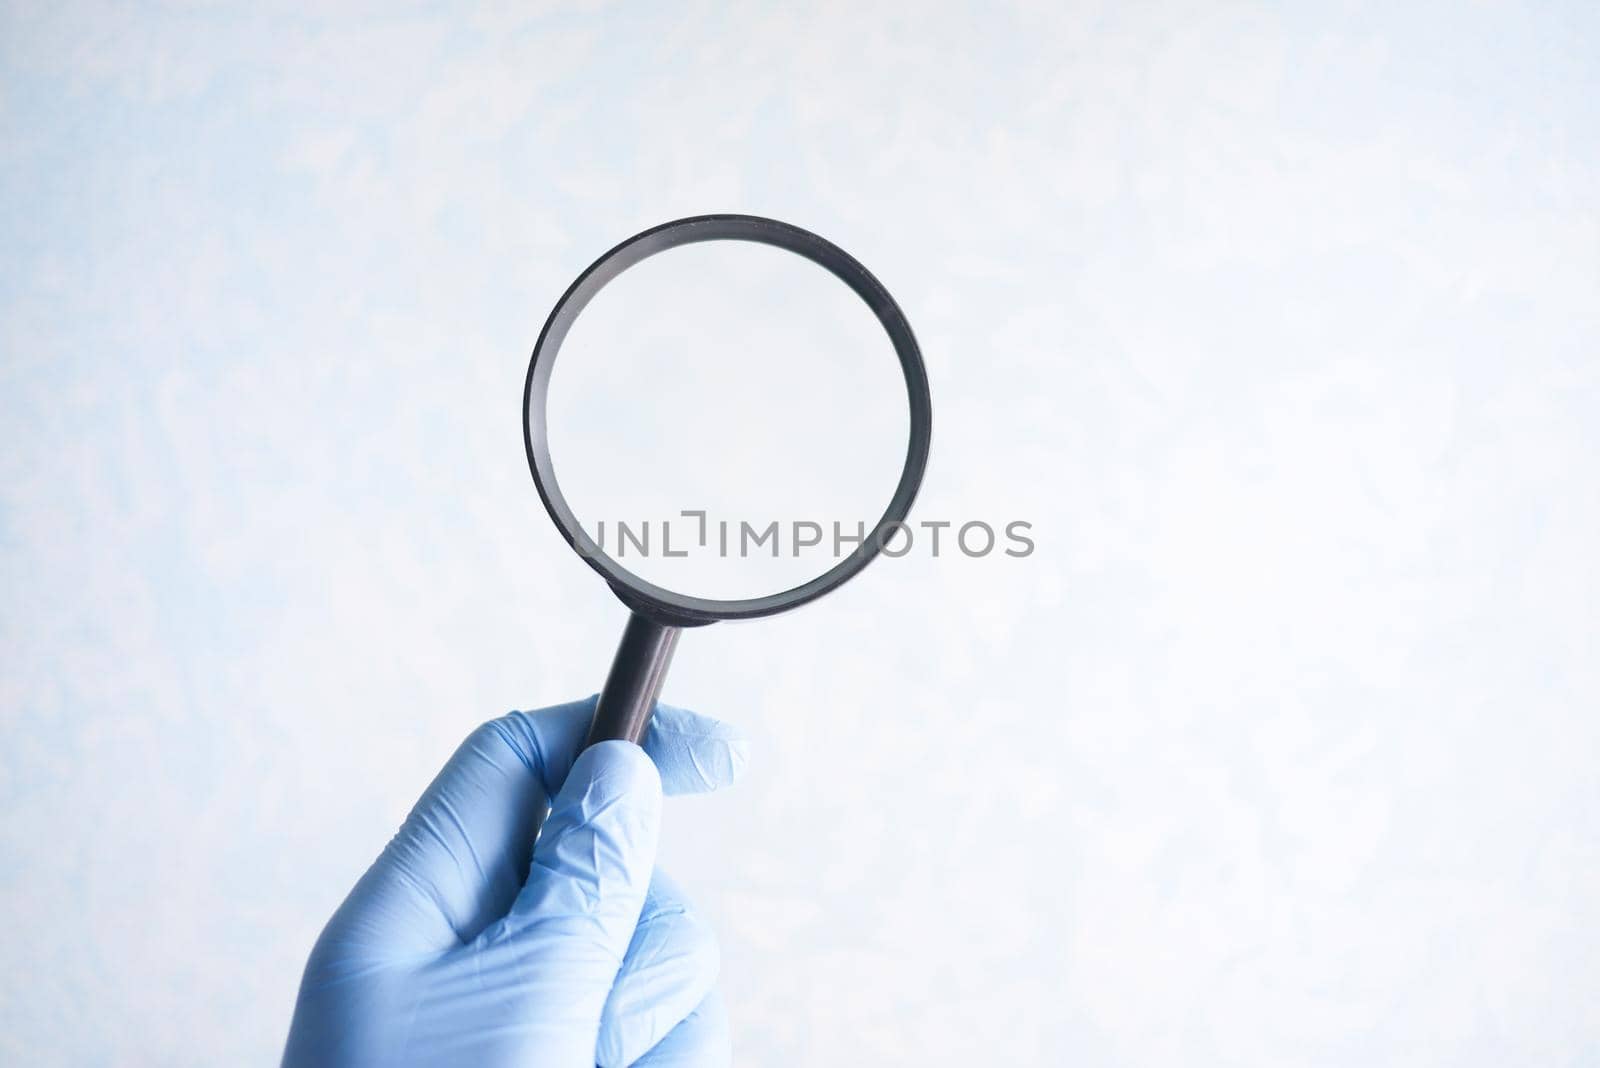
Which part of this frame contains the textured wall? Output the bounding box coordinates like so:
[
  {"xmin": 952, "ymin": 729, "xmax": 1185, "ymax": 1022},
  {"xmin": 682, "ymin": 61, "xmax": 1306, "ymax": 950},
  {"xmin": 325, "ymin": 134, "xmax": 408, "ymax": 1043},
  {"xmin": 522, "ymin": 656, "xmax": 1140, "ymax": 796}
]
[{"xmin": 2, "ymin": 2, "xmax": 1598, "ymax": 1063}]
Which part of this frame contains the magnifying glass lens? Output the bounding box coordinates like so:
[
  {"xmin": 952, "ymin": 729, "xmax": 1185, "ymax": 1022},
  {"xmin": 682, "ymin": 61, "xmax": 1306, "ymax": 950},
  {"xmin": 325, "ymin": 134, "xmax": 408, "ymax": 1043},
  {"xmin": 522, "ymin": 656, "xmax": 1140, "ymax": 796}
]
[{"xmin": 546, "ymin": 240, "xmax": 911, "ymax": 603}]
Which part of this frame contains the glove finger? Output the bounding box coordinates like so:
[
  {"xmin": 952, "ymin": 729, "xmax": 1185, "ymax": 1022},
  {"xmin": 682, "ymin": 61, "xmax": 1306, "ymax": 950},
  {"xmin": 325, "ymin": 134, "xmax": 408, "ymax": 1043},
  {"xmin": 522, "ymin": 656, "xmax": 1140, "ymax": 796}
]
[
  {"xmin": 631, "ymin": 990, "xmax": 732, "ymax": 1068},
  {"xmin": 356, "ymin": 698, "xmax": 746, "ymax": 954},
  {"xmin": 330, "ymin": 707, "xmax": 587, "ymax": 957},
  {"xmin": 597, "ymin": 872, "xmax": 720, "ymax": 1068},
  {"xmin": 462, "ymin": 740, "xmax": 660, "ymax": 1062},
  {"xmin": 526, "ymin": 697, "xmax": 751, "ymax": 798}
]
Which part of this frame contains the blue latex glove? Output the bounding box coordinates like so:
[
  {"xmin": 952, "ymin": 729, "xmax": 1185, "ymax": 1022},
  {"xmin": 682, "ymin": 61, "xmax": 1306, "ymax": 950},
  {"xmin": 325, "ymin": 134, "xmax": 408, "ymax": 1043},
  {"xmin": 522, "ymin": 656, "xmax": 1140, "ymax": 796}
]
[{"xmin": 283, "ymin": 697, "xmax": 748, "ymax": 1067}]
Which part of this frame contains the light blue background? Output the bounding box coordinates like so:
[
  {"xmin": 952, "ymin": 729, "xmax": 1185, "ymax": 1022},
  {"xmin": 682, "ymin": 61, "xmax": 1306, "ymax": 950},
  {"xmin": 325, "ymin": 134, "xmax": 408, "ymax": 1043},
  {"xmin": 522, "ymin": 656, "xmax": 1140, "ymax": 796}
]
[{"xmin": 3, "ymin": 2, "xmax": 1597, "ymax": 1063}]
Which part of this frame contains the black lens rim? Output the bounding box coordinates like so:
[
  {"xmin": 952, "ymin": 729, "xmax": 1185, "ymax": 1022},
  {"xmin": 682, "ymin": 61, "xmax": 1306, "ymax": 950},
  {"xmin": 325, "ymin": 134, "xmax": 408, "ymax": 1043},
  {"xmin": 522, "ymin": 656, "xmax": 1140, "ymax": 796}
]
[{"xmin": 522, "ymin": 214, "xmax": 932, "ymax": 626}]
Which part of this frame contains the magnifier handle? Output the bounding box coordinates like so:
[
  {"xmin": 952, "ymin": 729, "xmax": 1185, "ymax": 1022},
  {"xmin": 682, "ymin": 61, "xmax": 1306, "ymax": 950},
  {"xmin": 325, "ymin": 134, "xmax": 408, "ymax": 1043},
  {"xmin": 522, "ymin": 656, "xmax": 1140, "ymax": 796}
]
[{"xmin": 587, "ymin": 611, "xmax": 681, "ymax": 747}]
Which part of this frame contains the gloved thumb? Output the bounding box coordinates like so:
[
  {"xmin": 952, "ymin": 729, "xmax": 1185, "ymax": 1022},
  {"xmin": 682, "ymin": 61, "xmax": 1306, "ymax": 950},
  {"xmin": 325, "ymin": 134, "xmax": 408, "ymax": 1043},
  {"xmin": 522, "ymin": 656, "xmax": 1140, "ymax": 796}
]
[{"xmin": 470, "ymin": 740, "xmax": 662, "ymax": 1062}]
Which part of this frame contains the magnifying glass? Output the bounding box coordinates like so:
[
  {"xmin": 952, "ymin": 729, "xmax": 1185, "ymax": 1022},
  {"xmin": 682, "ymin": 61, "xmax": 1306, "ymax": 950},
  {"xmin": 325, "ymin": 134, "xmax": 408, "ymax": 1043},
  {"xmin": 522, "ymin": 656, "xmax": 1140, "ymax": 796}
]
[{"xmin": 523, "ymin": 214, "xmax": 931, "ymax": 748}]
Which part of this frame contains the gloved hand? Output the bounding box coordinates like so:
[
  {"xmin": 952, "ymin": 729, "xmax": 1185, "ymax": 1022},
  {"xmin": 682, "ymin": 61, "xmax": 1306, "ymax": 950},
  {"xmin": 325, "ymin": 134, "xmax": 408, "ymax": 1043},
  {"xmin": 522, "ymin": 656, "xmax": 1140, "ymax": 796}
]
[{"xmin": 283, "ymin": 697, "xmax": 748, "ymax": 1067}]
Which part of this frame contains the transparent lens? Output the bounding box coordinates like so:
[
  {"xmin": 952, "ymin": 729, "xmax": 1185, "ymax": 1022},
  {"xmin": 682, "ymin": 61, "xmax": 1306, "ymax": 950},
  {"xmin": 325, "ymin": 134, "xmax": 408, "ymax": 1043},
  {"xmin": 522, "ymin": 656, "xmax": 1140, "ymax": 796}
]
[{"xmin": 545, "ymin": 240, "xmax": 909, "ymax": 602}]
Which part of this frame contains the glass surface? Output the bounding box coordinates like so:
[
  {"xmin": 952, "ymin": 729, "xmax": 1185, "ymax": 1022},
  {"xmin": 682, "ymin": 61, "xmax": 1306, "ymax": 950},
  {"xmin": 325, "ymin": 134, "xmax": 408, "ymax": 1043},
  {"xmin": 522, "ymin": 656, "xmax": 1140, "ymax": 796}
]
[{"xmin": 545, "ymin": 240, "xmax": 910, "ymax": 602}]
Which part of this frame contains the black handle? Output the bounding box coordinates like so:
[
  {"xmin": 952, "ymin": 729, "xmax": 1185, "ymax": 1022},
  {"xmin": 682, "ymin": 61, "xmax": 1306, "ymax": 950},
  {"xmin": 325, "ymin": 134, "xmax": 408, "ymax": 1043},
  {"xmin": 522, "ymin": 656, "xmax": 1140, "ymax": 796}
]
[{"xmin": 587, "ymin": 611, "xmax": 681, "ymax": 746}]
